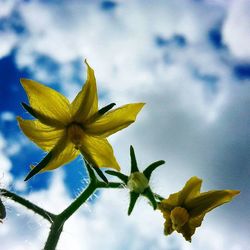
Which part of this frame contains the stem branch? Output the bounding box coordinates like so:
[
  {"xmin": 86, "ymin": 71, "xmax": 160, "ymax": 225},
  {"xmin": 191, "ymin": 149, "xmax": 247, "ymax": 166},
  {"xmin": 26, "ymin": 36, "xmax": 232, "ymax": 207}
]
[
  {"xmin": 0, "ymin": 188, "xmax": 55, "ymax": 222},
  {"xmin": 43, "ymin": 180, "xmax": 123, "ymax": 250},
  {"xmin": 1, "ymin": 178, "xmax": 125, "ymax": 250}
]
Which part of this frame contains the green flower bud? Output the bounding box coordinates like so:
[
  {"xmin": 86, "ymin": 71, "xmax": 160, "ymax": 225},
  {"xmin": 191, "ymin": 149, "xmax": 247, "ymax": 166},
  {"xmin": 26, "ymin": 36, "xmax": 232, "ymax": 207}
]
[{"xmin": 127, "ymin": 172, "xmax": 149, "ymax": 193}]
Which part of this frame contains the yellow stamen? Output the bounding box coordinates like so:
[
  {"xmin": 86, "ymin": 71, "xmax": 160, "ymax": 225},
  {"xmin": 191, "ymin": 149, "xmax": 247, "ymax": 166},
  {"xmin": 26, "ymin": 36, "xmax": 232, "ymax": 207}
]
[
  {"xmin": 67, "ymin": 123, "xmax": 84, "ymax": 149},
  {"xmin": 170, "ymin": 207, "xmax": 189, "ymax": 230}
]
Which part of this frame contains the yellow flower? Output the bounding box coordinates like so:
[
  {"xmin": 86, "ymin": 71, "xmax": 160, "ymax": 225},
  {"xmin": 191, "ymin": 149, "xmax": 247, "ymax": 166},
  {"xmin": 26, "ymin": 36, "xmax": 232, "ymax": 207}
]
[
  {"xmin": 158, "ymin": 176, "xmax": 240, "ymax": 242},
  {"xmin": 17, "ymin": 60, "xmax": 144, "ymax": 180}
]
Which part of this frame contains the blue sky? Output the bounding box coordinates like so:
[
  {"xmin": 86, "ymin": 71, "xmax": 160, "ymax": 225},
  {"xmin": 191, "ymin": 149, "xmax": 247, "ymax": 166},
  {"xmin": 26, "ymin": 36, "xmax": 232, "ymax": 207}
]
[{"xmin": 0, "ymin": 0, "xmax": 249, "ymax": 249}]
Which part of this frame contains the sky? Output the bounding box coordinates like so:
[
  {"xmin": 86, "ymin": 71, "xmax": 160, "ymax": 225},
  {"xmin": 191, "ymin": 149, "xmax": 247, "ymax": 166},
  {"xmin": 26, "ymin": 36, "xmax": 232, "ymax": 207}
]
[{"xmin": 0, "ymin": 0, "xmax": 249, "ymax": 249}]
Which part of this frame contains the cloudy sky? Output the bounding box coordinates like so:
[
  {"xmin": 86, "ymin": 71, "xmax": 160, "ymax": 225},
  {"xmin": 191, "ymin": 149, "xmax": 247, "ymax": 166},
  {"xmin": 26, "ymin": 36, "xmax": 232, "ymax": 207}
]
[{"xmin": 0, "ymin": 0, "xmax": 249, "ymax": 249}]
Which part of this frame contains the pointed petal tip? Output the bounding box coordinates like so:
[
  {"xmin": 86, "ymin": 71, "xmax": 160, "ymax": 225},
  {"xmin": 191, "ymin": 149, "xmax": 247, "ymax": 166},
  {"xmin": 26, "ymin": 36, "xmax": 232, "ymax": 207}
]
[
  {"xmin": 189, "ymin": 176, "xmax": 203, "ymax": 182},
  {"xmin": 230, "ymin": 190, "xmax": 240, "ymax": 196},
  {"xmin": 131, "ymin": 102, "xmax": 145, "ymax": 117},
  {"xmin": 16, "ymin": 116, "xmax": 25, "ymax": 127},
  {"xmin": 20, "ymin": 78, "xmax": 27, "ymax": 83},
  {"xmin": 20, "ymin": 78, "xmax": 31, "ymax": 87},
  {"xmin": 84, "ymin": 59, "xmax": 93, "ymax": 70},
  {"xmin": 135, "ymin": 102, "xmax": 146, "ymax": 110},
  {"xmin": 112, "ymin": 164, "xmax": 121, "ymax": 172}
]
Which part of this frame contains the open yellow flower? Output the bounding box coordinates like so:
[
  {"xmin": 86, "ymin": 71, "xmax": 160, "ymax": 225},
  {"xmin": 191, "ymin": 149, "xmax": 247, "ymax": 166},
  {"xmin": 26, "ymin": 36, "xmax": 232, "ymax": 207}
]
[
  {"xmin": 17, "ymin": 60, "xmax": 144, "ymax": 181},
  {"xmin": 158, "ymin": 176, "xmax": 240, "ymax": 242}
]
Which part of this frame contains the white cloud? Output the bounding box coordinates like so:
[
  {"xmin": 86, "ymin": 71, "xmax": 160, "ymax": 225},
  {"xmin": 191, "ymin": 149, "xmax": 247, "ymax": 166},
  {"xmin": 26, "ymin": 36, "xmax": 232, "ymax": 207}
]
[
  {"xmin": 0, "ymin": 0, "xmax": 18, "ymax": 18},
  {"xmin": 1, "ymin": 111, "xmax": 15, "ymax": 121},
  {"xmin": 222, "ymin": 0, "xmax": 250, "ymax": 59},
  {"xmin": 13, "ymin": 0, "xmax": 224, "ymax": 91},
  {"xmin": 0, "ymin": 133, "xmax": 13, "ymax": 186},
  {"xmin": 0, "ymin": 31, "xmax": 18, "ymax": 59}
]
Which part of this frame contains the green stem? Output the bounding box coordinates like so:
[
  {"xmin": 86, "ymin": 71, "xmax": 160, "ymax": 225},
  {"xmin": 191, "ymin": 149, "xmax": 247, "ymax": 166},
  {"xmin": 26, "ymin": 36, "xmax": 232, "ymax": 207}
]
[
  {"xmin": 59, "ymin": 181, "xmax": 96, "ymax": 220},
  {"xmin": 1, "ymin": 175, "xmax": 128, "ymax": 250},
  {"xmin": 43, "ymin": 180, "xmax": 123, "ymax": 250},
  {"xmin": 153, "ymin": 192, "xmax": 164, "ymax": 201},
  {"xmin": 0, "ymin": 188, "xmax": 55, "ymax": 222},
  {"xmin": 97, "ymin": 181, "xmax": 124, "ymax": 189},
  {"xmin": 2, "ymin": 182, "xmax": 159, "ymax": 250},
  {"xmin": 43, "ymin": 217, "xmax": 64, "ymax": 250}
]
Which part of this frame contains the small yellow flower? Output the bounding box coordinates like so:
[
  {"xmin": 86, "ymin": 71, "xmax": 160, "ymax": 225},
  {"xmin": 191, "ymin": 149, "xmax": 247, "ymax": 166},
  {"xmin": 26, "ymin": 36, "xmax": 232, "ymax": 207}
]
[
  {"xmin": 158, "ymin": 176, "xmax": 240, "ymax": 242},
  {"xmin": 18, "ymin": 60, "xmax": 144, "ymax": 180}
]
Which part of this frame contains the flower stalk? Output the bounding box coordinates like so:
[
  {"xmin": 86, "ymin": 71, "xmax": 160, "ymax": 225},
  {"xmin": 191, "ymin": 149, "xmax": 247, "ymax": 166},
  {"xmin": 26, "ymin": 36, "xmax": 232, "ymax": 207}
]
[
  {"xmin": 1, "ymin": 178, "xmax": 124, "ymax": 250},
  {"xmin": 0, "ymin": 188, "xmax": 55, "ymax": 222}
]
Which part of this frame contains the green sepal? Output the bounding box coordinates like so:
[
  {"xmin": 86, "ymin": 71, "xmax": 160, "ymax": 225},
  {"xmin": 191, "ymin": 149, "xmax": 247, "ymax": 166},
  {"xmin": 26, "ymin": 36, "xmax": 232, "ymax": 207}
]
[
  {"xmin": 143, "ymin": 187, "xmax": 157, "ymax": 210},
  {"xmin": 21, "ymin": 102, "xmax": 63, "ymax": 128},
  {"xmin": 24, "ymin": 151, "xmax": 53, "ymax": 181},
  {"xmin": 91, "ymin": 165, "xmax": 109, "ymax": 183},
  {"xmin": 98, "ymin": 103, "xmax": 116, "ymax": 115},
  {"xmin": 84, "ymin": 160, "xmax": 96, "ymax": 181},
  {"xmin": 22, "ymin": 102, "xmax": 38, "ymax": 119},
  {"xmin": 154, "ymin": 193, "xmax": 165, "ymax": 202},
  {"xmin": 105, "ymin": 170, "xmax": 128, "ymax": 184},
  {"xmin": 143, "ymin": 160, "xmax": 165, "ymax": 180},
  {"xmin": 128, "ymin": 191, "xmax": 139, "ymax": 215},
  {"xmin": 130, "ymin": 145, "xmax": 139, "ymax": 173}
]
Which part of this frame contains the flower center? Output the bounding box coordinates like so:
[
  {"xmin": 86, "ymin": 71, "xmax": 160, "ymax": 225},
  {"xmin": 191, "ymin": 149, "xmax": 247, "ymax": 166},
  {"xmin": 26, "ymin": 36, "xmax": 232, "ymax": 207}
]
[
  {"xmin": 127, "ymin": 172, "xmax": 149, "ymax": 193},
  {"xmin": 170, "ymin": 207, "xmax": 189, "ymax": 231},
  {"xmin": 67, "ymin": 123, "xmax": 84, "ymax": 149}
]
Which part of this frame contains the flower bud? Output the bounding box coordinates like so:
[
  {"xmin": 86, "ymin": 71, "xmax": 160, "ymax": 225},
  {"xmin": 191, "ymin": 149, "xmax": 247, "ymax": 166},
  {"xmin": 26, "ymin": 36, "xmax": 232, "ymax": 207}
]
[{"xmin": 127, "ymin": 172, "xmax": 149, "ymax": 193}]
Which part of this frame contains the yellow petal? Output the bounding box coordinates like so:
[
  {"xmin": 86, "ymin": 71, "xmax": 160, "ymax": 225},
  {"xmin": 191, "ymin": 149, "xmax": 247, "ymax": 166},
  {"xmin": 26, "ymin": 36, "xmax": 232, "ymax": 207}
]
[
  {"xmin": 177, "ymin": 215, "xmax": 204, "ymax": 242},
  {"xmin": 17, "ymin": 117, "xmax": 64, "ymax": 151},
  {"xmin": 71, "ymin": 60, "xmax": 98, "ymax": 123},
  {"xmin": 42, "ymin": 139, "xmax": 79, "ymax": 171},
  {"xmin": 161, "ymin": 210, "xmax": 174, "ymax": 236},
  {"xmin": 178, "ymin": 176, "xmax": 202, "ymax": 205},
  {"xmin": 158, "ymin": 193, "xmax": 179, "ymax": 211},
  {"xmin": 22, "ymin": 103, "xmax": 65, "ymax": 128},
  {"xmin": 79, "ymin": 134, "xmax": 120, "ymax": 170},
  {"xmin": 20, "ymin": 78, "xmax": 71, "ymax": 126},
  {"xmin": 186, "ymin": 190, "xmax": 240, "ymax": 217},
  {"xmin": 85, "ymin": 103, "xmax": 145, "ymax": 137},
  {"xmin": 27, "ymin": 136, "xmax": 80, "ymax": 178},
  {"xmin": 159, "ymin": 177, "xmax": 204, "ymax": 212}
]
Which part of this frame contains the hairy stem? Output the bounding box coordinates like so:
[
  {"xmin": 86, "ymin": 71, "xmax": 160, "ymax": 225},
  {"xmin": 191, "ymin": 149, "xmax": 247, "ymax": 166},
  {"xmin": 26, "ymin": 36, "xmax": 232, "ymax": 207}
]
[
  {"xmin": 1, "ymin": 181, "xmax": 126, "ymax": 250},
  {"xmin": 0, "ymin": 188, "xmax": 55, "ymax": 222},
  {"xmin": 43, "ymin": 217, "xmax": 64, "ymax": 250},
  {"xmin": 43, "ymin": 180, "xmax": 123, "ymax": 250}
]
